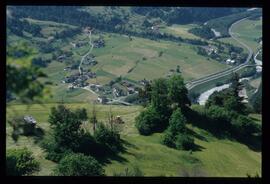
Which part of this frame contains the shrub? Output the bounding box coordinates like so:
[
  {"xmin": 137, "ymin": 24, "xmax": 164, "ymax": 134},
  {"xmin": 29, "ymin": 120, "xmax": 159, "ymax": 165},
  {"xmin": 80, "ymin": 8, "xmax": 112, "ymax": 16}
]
[
  {"xmin": 75, "ymin": 108, "xmax": 88, "ymax": 121},
  {"xmin": 162, "ymin": 130, "xmax": 175, "ymax": 148},
  {"xmin": 94, "ymin": 123, "xmax": 122, "ymax": 153},
  {"xmin": 135, "ymin": 106, "xmax": 162, "ymax": 135},
  {"xmin": 40, "ymin": 134, "xmax": 73, "ymax": 162},
  {"xmin": 53, "ymin": 153, "xmax": 104, "ymax": 176},
  {"xmin": 175, "ymin": 134, "xmax": 195, "ymax": 150},
  {"xmin": 231, "ymin": 115, "xmax": 260, "ymax": 137},
  {"xmin": 6, "ymin": 148, "xmax": 40, "ymax": 176},
  {"xmin": 204, "ymin": 105, "xmax": 233, "ymax": 131},
  {"xmin": 45, "ymin": 105, "xmax": 87, "ymax": 159},
  {"xmin": 162, "ymin": 108, "xmax": 195, "ymax": 150},
  {"xmin": 75, "ymin": 132, "xmax": 99, "ymax": 156},
  {"xmin": 167, "ymin": 108, "xmax": 187, "ymax": 136}
]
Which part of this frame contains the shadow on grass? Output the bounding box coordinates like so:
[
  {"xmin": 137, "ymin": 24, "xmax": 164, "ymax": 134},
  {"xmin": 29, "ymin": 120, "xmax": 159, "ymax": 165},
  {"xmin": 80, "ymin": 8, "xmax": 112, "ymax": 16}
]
[
  {"xmin": 95, "ymin": 139, "xmax": 140, "ymax": 166},
  {"xmin": 186, "ymin": 128, "xmax": 208, "ymax": 142},
  {"xmin": 32, "ymin": 127, "xmax": 45, "ymax": 144},
  {"xmin": 190, "ymin": 143, "xmax": 205, "ymax": 152},
  {"xmin": 184, "ymin": 107, "xmax": 261, "ymax": 152},
  {"xmin": 235, "ymin": 134, "xmax": 261, "ymax": 152},
  {"xmin": 97, "ymin": 152, "xmax": 128, "ymax": 166},
  {"xmin": 121, "ymin": 139, "xmax": 139, "ymax": 150}
]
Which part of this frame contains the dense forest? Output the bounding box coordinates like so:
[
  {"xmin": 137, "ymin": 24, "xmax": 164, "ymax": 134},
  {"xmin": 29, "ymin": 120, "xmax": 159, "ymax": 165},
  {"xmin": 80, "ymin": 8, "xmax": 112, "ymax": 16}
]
[{"xmin": 131, "ymin": 7, "xmax": 247, "ymax": 24}]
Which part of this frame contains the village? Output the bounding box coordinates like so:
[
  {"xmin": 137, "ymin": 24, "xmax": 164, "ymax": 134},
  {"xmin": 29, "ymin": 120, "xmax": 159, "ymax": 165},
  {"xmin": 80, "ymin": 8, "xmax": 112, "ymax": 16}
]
[{"xmin": 57, "ymin": 27, "xmax": 147, "ymax": 105}]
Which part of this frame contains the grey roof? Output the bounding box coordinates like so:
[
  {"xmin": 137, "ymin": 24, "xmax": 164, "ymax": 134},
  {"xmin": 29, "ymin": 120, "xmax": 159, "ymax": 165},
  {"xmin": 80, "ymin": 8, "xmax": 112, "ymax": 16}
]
[{"xmin": 23, "ymin": 116, "xmax": 37, "ymax": 124}]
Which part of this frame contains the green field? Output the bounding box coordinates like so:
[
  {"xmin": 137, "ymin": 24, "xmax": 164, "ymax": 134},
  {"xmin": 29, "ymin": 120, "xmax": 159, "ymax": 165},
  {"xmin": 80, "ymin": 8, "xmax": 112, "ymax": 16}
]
[
  {"xmin": 88, "ymin": 33, "xmax": 229, "ymax": 83},
  {"xmin": 6, "ymin": 103, "xmax": 261, "ymax": 176},
  {"xmin": 218, "ymin": 17, "xmax": 262, "ymax": 54},
  {"xmin": 8, "ymin": 18, "xmax": 232, "ymax": 103},
  {"xmin": 159, "ymin": 24, "xmax": 200, "ymax": 39}
]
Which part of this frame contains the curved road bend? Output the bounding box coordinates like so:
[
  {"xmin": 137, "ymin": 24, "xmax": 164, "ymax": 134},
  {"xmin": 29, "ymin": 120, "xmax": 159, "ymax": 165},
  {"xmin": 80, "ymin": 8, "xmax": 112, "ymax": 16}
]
[{"xmin": 186, "ymin": 17, "xmax": 254, "ymax": 90}]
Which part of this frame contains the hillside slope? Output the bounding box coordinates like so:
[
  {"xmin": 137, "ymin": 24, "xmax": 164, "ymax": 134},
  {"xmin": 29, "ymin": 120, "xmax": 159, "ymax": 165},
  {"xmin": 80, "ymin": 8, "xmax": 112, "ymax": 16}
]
[{"xmin": 6, "ymin": 103, "xmax": 261, "ymax": 176}]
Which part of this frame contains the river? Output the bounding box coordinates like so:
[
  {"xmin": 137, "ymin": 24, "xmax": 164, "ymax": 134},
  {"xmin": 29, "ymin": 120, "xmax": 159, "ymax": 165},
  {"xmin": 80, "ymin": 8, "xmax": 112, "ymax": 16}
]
[{"xmin": 197, "ymin": 77, "xmax": 251, "ymax": 105}]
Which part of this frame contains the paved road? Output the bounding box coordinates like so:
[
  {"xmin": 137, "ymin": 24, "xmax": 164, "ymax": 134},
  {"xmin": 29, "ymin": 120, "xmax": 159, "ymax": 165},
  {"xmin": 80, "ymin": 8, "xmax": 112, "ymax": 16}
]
[{"xmin": 186, "ymin": 17, "xmax": 254, "ymax": 90}]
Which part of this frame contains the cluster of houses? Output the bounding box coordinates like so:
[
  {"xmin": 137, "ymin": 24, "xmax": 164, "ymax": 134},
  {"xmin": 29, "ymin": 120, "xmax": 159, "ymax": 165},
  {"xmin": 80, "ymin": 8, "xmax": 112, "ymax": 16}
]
[
  {"xmin": 226, "ymin": 58, "xmax": 236, "ymax": 65},
  {"xmin": 110, "ymin": 80, "xmax": 139, "ymax": 98},
  {"xmin": 89, "ymin": 83, "xmax": 103, "ymax": 92},
  {"xmin": 93, "ymin": 38, "xmax": 105, "ymax": 48},
  {"xmin": 97, "ymin": 96, "xmax": 109, "ymax": 104},
  {"xmin": 201, "ymin": 45, "xmax": 218, "ymax": 55},
  {"xmin": 83, "ymin": 55, "xmax": 98, "ymax": 66},
  {"xmin": 120, "ymin": 81, "xmax": 137, "ymax": 95},
  {"xmin": 138, "ymin": 79, "xmax": 151, "ymax": 86},
  {"xmin": 62, "ymin": 71, "xmax": 96, "ymax": 88},
  {"xmin": 70, "ymin": 41, "xmax": 88, "ymax": 48}
]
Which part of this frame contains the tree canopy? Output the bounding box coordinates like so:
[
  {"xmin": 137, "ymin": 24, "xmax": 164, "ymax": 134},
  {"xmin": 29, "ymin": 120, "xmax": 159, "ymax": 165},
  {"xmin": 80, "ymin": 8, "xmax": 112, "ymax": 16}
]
[
  {"xmin": 6, "ymin": 148, "xmax": 40, "ymax": 176},
  {"xmin": 53, "ymin": 153, "xmax": 104, "ymax": 176}
]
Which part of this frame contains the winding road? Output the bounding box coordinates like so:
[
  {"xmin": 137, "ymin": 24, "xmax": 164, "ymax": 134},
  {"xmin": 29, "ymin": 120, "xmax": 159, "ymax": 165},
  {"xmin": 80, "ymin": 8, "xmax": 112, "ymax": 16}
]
[
  {"xmin": 186, "ymin": 17, "xmax": 256, "ymax": 91},
  {"xmin": 75, "ymin": 30, "xmax": 132, "ymax": 105},
  {"xmin": 78, "ymin": 30, "xmax": 94, "ymax": 75}
]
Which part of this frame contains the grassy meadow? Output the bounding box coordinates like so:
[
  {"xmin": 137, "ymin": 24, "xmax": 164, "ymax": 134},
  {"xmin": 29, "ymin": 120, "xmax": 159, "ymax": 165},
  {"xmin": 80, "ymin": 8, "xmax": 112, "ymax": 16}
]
[
  {"xmin": 6, "ymin": 103, "xmax": 261, "ymax": 176},
  {"xmin": 159, "ymin": 24, "xmax": 200, "ymax": 39}
]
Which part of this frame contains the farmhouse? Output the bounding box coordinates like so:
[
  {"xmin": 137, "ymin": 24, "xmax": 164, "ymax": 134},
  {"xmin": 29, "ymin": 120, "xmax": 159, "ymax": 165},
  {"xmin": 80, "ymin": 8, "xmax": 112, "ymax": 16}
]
[
  {"xmin": 57, "ymin": 55, "xmax": 66, "ymax": 62},
  {"xmin": 113, "ymin": 88, "xmax": 120, "ymax": 97},
  {"xmin": 201, "ymin": 45, "xmax": 218, "ymax": 55},
  {"xmin": 97, "ymin": 96, "xmax": 108, "ymax": 104},
  {"xmin": 139, "ymin": 79, "xmax": 150, "ymax": 86},
  {"xmin": 226, "ymin": 58, "xmax": 235, "ymax": 64},
  {"xmin": 127, "ymin": 87, "xmax": 135, "ymax": 94},
  {"xmin": 23, "ymin": 115, "xmax": 37, "ymax": 125},
  {"xmin": 83, "ymin": 26, "xmax": 92, "ymax": 34},
  {"xmin": 64, "ymin": 66, "xmax": 71, "ymax": 71},
  {"xmin": 84, "ymin": 56, "xmax": 98, "ymax": 66},
  {"xmin": 93, "ymin": 38, "xmax": 105, "ymax": 48}
]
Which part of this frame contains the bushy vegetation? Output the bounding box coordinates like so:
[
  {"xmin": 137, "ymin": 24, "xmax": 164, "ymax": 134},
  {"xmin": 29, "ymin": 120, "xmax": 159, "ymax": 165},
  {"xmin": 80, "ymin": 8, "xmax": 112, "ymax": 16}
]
[
  {"xmin": 6, "ymin": 148, "xmax": 40, "ymax": 176},
  {"xmin": 135, "ymin": 75, "xmax": 196, "ymax": 150},
  {"xmin": 188, "ymin": 26, "xmax": 215, "ymax": 39},
  {"xmin": 7, "ymin": 17, "xmax": 42, "ymax": 37},
  {"xmin": 53, "ymin": 153, "xmax": 104, "ymax": 176},
  {"xmin": 249, "ymin": 83, "xmax": 262, "ymax": 113},
  {"xmin": 168, "ymin": 75, "xmax": 190, "ymax": 108},
  {"xmin": 31, "ymin": 57, "xmax": 51, "ymax": 68},
  {"xmin": 93, "ymin": 123, "xmax": 122, "ymax": 153},
  {"xmin": 135, "ymin": 106, "xmax": 163, "ymax": 135},
  {"xmin": 195, "ymin": 75, "xmax": 261, "ymax": 140},
  {"xmin": 206, "ymin": 73, "xmax": 247, "ymax": 114},
  {"xmin": 162, "ymin": 108, "xmax": 195, "ymax": 150},
  {"xmin": 41, "ymin": 105, "xmax": 123, "ymax": 163},
  {"xmin": 136, "ymin": 75, "xmax": 190, "ymax": 136}
]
